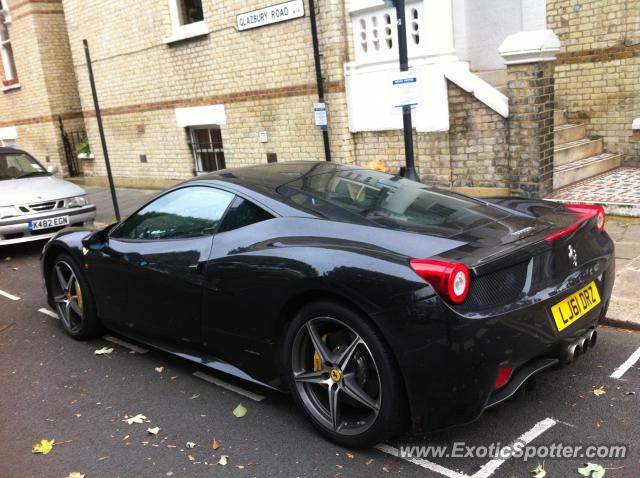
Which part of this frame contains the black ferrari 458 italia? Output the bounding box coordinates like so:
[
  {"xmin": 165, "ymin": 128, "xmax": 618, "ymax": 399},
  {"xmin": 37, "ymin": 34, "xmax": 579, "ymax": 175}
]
[{"xmin": 41, "ymin": 161, "xmax": 614, "ymax": 448}]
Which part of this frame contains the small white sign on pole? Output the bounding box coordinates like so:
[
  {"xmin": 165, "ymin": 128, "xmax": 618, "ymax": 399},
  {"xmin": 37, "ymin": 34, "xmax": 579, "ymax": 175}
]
[
  {"xmin": 392, "ymin": 72, "xmax": 418, "ymax": 108},
  {"xmin": 314, "ymin": 102, "xmax": 327, "ymax": 129},
  {"xmin": 237, "ymin": 0, "xmax": 304, "ymax": 31}
]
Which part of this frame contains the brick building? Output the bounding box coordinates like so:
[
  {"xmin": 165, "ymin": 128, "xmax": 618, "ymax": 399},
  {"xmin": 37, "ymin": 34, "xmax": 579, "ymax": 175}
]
[{"xmin": 0, "ymin": 0, "xmax": 637, "ymax": 198}]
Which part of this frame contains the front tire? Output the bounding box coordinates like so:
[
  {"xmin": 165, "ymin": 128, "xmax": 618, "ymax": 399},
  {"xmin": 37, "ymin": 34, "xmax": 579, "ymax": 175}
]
[
  {"xmin": 48, "ymin": 253, "xmax": 102, "ymax": 340},
  {"xmin": 284, "ymin": 301, "xmax": 405, "ymax": 448}
]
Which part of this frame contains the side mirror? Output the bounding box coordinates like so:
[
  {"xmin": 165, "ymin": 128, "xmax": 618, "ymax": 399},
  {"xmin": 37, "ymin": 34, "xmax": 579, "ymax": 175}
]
[
  {"xmin": 46, "ymin": 165, "xmax": 59, "ymax": 174},
  {"xmin": 82, "ymin": 222, "xmax": 118, "ymax": 252}
]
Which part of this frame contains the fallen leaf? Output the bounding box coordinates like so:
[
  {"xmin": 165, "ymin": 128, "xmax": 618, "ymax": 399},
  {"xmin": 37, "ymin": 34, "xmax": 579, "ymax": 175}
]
[
  {"xmin": 124, "ymin": 414, "xmax": 147, "ymax": 424},
  {"xmin": 190, "ymin": 394, "xmax": 200, "ymax": 400},
  {"xmin": 188, "ymin": 455, "xmax": 195, "ymax": 461},
  {"xmin": 382, "ymin": 463, "xmax": 390, "ymax": 473},
  {"xmin": 346, "ymin": 453, "xmax": 354, "ymax": 459},
  {"xmin": 336, "ymin": 464, "xmax": 343, "ymax": 469},
  {"xmin": 122, "ymin": 435, "xmax": 129, "ymax": 441},
  {"xmin": 593, "ymin": 385, "xmax": 607, "ymax": 397},
  {"xmin": 32, "ymin": 439, "xmax": 55, "ymax": 455},
  {"xmin": 94, "ymin": 347, "xmax": 114, "ymax": 356},
  {"xmin": 578, "ymin": 463, "xmax": 606, "ymax": 478},
  {"xmin": 366, "ymin": 458, "xmax": 374, "ymax": 465},
  {"xmin": 236, "ymin": 465, "xmax": 245, "ymax": 469},
  {"xmin": 67, "ymin": 473, "xmax": 85, "ymax": 478},
  {"xmin": 233, "ymin": 403, "xmax": 247, "ymax": 418},
  {"xmin": 147, "ymin": 427, "xmax": 160, "ymax": 435},
  {"xmin": 155, "ymin": 367, "xmax": 165, "ymax": 373},
  {"xmin": 185, "ymin": 442, "xmax": 196, "ymax": 449},
  {"xmin": 531, "ymin": 462, "xmax": 546, "ymax": 478},
  {"xmin": 218, "ymin": 455, "xmax": 229, "ymax": 466},
  {"xmin": 212, "ymin": 438, "xmax": 221, "ymax": 450},
  {"xmin": 12, "ymin": 267, "xmax": 18, "ymax": 271},
  {"xmin": 5, "ymin": 257, "xmax": 11, "ymax": 261}
]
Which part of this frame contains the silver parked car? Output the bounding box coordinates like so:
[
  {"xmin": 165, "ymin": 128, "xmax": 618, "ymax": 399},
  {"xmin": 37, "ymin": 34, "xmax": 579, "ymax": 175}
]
[{"xmin": 0, "ymin": 147, "xmax": 96, "ymax": 245}]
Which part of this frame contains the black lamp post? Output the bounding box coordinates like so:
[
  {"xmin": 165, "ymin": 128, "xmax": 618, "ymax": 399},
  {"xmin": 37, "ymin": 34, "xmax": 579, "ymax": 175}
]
[{"xmin": 386, "ymin": 0, "xmax": 419, "ymax": 181}]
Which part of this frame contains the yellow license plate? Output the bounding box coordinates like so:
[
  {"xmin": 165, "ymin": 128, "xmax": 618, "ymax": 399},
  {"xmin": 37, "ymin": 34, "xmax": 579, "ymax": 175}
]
[{"xmin": 551, "ymin": 281, "xmax": 601, "ymax": 331}]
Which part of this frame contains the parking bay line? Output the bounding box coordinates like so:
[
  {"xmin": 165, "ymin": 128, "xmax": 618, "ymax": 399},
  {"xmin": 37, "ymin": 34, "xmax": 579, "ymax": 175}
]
[
  {"xmin": 0, "ymin": 289, "xmax": 20, "ymax": 301},
  {"xmin": 38, "ymin": 308, "xmax": 59, "ymax": 319},
  {"xmin": 376, "ymin": 417, "xmax": 557, "ymax": 478},
  {"xmin": 192, "ymin": 371, "xmax": 265, "ymax": 402},
  {"xmin": 611, "ymin": 345, "xmax": 640, "ymax": 379},
  {"xmin": 103, "ymin": 335, "xmax": 149, "ymax": 354}
]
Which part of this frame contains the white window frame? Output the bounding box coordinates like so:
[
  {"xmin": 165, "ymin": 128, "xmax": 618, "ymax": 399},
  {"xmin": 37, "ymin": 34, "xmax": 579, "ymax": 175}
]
[
  {"xmin": 164, "ymin": 0, "xmax": 209, "ymax": 45},
  {"xmin": 0, "ymin": 0, "xmax": 18, "ymax": 90}
]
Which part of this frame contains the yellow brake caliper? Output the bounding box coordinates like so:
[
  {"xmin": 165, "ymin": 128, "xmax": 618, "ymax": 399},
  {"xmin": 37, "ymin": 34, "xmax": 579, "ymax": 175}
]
[
  {"xmin": 74, "ymin": 280, "xmax": 84, "ymax": 313},
  {"xmin": 313, "ymin": 333, "xmax": 330, "ymax": 372}
]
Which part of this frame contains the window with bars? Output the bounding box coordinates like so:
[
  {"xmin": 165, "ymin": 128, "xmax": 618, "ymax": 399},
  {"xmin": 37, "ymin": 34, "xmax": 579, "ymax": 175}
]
[
  {"xmin": 188, "ymin": 127, "xmax": 226, "ymax": 174},
  {"xmin": 0, "ymin": 0, "xmax": 18, "ymax": 89}
]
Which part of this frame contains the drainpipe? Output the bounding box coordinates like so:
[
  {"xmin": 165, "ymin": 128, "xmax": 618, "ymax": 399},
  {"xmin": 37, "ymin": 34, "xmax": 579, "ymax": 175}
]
[{"xmin": 308, "ymin": 0, "xmax": 331, "ymax": 162}]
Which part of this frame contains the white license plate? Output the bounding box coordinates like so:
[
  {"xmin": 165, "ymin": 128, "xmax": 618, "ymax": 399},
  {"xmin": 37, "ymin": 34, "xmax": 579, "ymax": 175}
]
[{"xmin": 29, "ymin": 216, "xmax": 70, "ymax": 231}]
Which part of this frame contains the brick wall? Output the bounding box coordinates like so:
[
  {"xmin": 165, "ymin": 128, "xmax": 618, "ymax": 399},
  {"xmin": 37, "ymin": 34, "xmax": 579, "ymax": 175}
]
[
  {"xmin": 548, "ymin": 0, "xmax": 640, "ymax": 166},
  {"xmin": 0, "ymin": 0, "xmax": 82, "ymax": 173}
]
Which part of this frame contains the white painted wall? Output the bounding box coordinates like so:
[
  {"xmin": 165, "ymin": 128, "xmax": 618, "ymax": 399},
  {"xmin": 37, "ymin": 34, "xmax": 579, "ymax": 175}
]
[{"xmin": 453, "ymin": 0, "xmax": 546, "ymax": 71}]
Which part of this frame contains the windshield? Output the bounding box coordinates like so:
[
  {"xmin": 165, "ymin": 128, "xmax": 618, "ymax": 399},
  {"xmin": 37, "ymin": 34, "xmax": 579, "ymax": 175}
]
[
  {"xmin": 277, "ymin": 168, "xmax": 509, "ymax": 236},
  {"xmin": 0, "ymin": 153, "xmax": 49, "ymax": 180}
]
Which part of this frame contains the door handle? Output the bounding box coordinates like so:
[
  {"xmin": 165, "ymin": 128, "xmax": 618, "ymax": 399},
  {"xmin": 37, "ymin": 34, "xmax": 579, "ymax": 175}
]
[{"xmin": 189, "ymin": 262, "xmax": 205, "ymax": 274}]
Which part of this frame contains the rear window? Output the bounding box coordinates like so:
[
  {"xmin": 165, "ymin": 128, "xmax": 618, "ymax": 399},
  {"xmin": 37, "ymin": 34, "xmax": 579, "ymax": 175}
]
[{"xmin": 277, "ymin": 169, "xmax": 507, "ymax": 235}]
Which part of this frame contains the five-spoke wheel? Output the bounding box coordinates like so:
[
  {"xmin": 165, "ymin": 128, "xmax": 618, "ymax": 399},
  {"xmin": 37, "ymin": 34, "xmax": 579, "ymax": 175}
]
[
  {"xmin": 48, "ymin": 253, "xmax": 101, "ymax": 339},
  {"xmin": 285, "ymin": 301, "xmax": 404, "ymax": 448}
]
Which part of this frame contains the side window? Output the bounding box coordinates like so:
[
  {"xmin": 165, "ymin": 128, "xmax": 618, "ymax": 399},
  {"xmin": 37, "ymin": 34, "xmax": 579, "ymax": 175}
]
[
  {"xmin": 113, "ymin": 186, "xmax": 234, "ymax": 240},
  {"xmin": 218, "ymin": 197, "xmax": 273, "ymax": 233}
]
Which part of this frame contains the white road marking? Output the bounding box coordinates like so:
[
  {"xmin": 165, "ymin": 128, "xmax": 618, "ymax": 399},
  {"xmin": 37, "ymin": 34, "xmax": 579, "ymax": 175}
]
[
  {"xmin": 611, "ymin": 345, "xmax": 640, "ymax": 379},
  {"xmin": 192, "ymin": 371, "xmax": 265, "ymax": 402},
  {"xmin": 471, "ymin": 417, "xmax": 557, "ymax": 478},
  {"xmin": 103, "ymin": 335, "xmax": 149, "ymax": 354},
  {"xmin": 376, "ymin": 417, "xmax": 558, "ymax": 478},
  {"xmin": 0, "ymin": 289, "xmax": 20, "ymax": 301},
  {"xmin": 38, "ymin": 308, "xmax": 59, "ymax": 319},
  {"xmin": 375, "ymin": 444, "xmax": 468, "ymax": 478}
]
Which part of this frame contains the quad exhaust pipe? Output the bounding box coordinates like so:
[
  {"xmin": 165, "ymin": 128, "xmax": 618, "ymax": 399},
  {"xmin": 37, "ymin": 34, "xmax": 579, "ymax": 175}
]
[{"xmin": 563, "ymin": 329, "xmax": 597, "ymax": 364}]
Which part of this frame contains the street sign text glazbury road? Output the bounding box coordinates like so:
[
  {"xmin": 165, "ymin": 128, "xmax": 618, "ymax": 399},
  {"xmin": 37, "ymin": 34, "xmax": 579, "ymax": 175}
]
[{"xmin": 237, "ymin": 0, "xmax": 305, "ymax": 31}]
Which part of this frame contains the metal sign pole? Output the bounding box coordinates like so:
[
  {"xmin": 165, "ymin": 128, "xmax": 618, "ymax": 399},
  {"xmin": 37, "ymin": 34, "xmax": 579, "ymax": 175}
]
[
  {"xmin": 83, "ymin": 39, "xmax": 121, "ymax": 221},
  {"xmin": 393, "ymin": 0, "xmax": 419, "ymax": 181}
]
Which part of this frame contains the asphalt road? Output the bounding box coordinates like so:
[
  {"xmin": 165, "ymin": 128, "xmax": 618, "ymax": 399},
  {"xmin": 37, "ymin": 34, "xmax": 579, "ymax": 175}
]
[{"xmin": 1, "ymin": 238, "xmax": 639, "ymax": 477}]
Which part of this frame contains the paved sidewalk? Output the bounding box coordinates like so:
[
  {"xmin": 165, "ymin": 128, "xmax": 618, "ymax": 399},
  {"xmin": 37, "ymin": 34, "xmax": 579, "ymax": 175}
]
[
  {"xmin": 86, "ymin": 186, "xmax": 158, "ymax": 225},
  {"xmin": 603, "ymin": 216, "xmax": 640, "ymax": 330},
  {"xmin": 548, "ymin": 167, "xmax": 640, "ymax": 217},
  {"xmin": 84, "ymin": 186, "xmax": 640, "ymax": 329}
]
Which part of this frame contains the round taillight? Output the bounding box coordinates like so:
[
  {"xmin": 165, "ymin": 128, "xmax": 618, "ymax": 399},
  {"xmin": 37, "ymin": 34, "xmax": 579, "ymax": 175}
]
[
  {"xmin": 448, "ymin": 264, "xmax": 469, "ymax": 303},
  {"xmin": 595, "ymin": 210, "xmax": 605, "ymax": 232},
  {"xmin": 410, "ymin": 259, "xmax": 470, "ymax": 304}
]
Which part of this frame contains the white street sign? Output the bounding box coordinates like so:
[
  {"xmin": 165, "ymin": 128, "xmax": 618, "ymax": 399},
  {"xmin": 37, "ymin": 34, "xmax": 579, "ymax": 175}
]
[
  {"xmin": 392, "ymin": 72, "xmax": 418, "ymax": 108},
  {"xmin": 314, "ymin": 102, "xmax": 327, "ymax": 128},
  {"xmin": 237, "ymin": 0, "xmax": 304, "ymax": 31}
]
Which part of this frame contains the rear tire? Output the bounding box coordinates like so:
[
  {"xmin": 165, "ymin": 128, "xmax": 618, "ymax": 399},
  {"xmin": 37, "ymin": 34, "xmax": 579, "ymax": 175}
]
[
  {"xmin": 284, "ymin": 300, "xmax": 406, "ymax": 448},
  {"xmin": 48, "ymin": 253, "xmax": 102, "ymax": 340}
]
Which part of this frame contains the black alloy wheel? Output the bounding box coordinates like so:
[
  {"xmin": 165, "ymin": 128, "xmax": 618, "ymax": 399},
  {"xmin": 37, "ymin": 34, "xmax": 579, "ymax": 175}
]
[{"xmin": 285, "ymin": 301, "xmax": 405, "ymax": 448}]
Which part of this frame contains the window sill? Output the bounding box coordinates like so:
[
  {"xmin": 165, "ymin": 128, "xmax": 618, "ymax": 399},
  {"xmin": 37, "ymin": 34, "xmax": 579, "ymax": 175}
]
[
  {"xmin": 2, "ymin": 82, "xmax": 21, "ymax": 92},
  {"xmin": 163, "ymin": 21, "xmax": 209, "ymax": 45}
]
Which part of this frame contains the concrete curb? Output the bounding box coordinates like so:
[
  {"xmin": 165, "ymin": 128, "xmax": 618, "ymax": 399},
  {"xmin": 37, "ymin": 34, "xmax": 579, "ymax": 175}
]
[{"xmin": 602, "ymin": 317, "xmax": 640, "ymax": 332}]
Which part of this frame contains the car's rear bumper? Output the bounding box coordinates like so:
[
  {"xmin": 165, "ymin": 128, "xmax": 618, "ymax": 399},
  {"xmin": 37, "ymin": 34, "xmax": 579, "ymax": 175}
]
[
  {"xmin": 373, "ymin": 248, "xmax": 615, "ymax": 434},
  {"xmin": 0, "ymin": 206, "xmax": 96, "ymax": 245}
]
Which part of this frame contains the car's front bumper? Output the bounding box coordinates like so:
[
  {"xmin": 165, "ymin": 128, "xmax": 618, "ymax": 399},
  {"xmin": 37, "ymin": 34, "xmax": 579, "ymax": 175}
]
[{"xmin": 0, "ymin": 206, "xmax": 96, "ymax": 245}]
